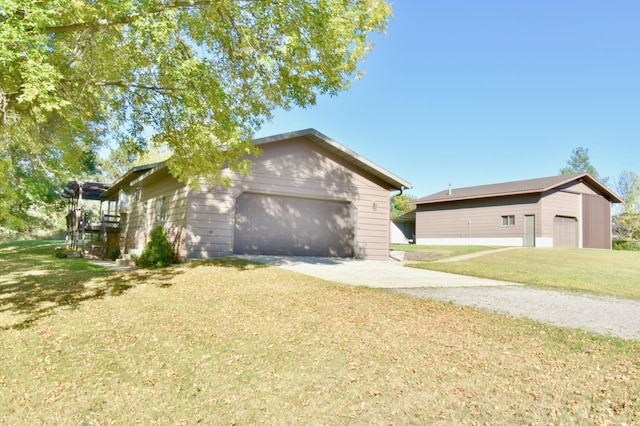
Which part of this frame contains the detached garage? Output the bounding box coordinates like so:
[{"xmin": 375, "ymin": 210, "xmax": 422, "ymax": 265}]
[
  {"xmin": 413, "ymin": 173, "xmax": 622, "ymax": 249},
  {"xmin": 108, "ymin": 129, "xmax": 411, "ymax": 261}
]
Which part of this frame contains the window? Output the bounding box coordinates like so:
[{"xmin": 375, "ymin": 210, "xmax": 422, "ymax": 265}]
[
  {"xmin": 119, "ymin": 190, "xmax": 130, "ymax": 211},
  {"xmin": 501, "ymin": 215, "xmax": 515, "ymax": 227},
  {"xmin": 155, "ymin": 196, "xmax": 166, "ymax": 222}
]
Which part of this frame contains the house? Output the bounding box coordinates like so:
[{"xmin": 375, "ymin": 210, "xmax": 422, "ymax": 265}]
[
  {"xmin": 408, "ymin": 173, "xmax": 622, "ymax": 249},
  {"xmin": 63, "ymin": 165, "xmax": 159, "ymax": 257},
  {"xmin": 81, "ymin": 129, "xmax": 411, "ymax": 261}
]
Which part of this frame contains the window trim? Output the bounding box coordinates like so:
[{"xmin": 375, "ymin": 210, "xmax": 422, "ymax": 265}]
[
  {"xmin": 501, "ymin": 215, "xmax": 515, "ymax": 227},
  {"xmin": 155, "ymin": 195, "xmax": 166, "ymax": 223}
]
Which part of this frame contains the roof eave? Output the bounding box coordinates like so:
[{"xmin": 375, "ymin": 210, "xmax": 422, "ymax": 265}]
[
  {"xmin": 100, "ymin": 162, "xmax": 162, "ymax": 198},
  {"xmin": 130, "ymin": 162, "xmax": 169, "ymax": 187},
  {"xmin": 413, "ymin": 189, "xmax": 543, "ymax": 205}
]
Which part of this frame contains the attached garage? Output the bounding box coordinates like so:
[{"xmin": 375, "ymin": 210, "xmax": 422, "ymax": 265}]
[
  {"xmin": 553, "ymin": 216, "xmax": 577, "ymax": 247},
  {"xmin": 234, "ymin": 193, "xmax": 355, "ymax": 257},
  {"xmin": 99, "ymin": 129, "xmax": 412, "ymax": 261}
]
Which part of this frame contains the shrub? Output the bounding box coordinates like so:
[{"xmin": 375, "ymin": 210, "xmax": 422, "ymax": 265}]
[
  {"xmin": 109, "ymin": 247, "xmax": 121, "ymax": 261},
  {"xmin": 613, "ymin": 239, "xmax": 640, "ymax": 251},
  {"xmin": 135, "ymin": 226, "xmax": 174, "ymax": 268}
]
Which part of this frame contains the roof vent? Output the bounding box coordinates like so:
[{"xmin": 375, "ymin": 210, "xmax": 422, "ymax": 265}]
[{"xmin": 448, "ymin": 182, "xmax": 452, "ymax": 196}]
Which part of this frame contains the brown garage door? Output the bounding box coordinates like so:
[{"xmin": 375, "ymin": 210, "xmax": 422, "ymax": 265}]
[
  {"xmin": 234, "ymin": 193, "xmax": 355, "ymax": 257},
  {"xmin": 553, "ymin": 216, "xmax": 577, "ymax": 247}
]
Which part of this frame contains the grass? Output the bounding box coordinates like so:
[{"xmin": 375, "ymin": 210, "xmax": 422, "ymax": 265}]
[
  {"xmin": 406, "ymin": 246, "xmax": 640, "ymax": 300},
  {"xmin": 391, "ymin": 243, "xmax": 498, "ymax": 261},
  {"xmin": 1, "ymin": 241, "xmax": 640, "ymax": 424}
]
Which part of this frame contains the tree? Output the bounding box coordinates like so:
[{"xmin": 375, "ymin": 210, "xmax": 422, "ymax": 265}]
[
  {"xmin": 99, "ymin": 142, "xmax": 173, "ymax": 183},
  {"xmin": 391, "ymin": 193, "xmax": 416, "ymax": 219},
  {"xmin": 559, "ymin": 147, "xmax": 608, "ymax": 184},
  {"xmin": 0, "ymin": 0, "xmax": 391, "ymax": 228},
  {"xmin": 613, "ymin": 170, "xmax": 640, "ymax": 247}
]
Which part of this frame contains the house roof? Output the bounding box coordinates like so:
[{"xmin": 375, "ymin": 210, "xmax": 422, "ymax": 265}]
[
  {"xmin": 252, "ymin": 129, "xmax": 412, "ymax": 191},
  {"xmin": 108, "ymin": 129, "xmax": 411, "ymax": 192},
  {"xmin": 62, "ymin": 181, "xmax": 110, "ymax": 201},
  {"xmin": 101, "ymin": 163, "xmax": 160, "ymax": 198},
  {"xmin": 413, "ymin": 173, "xmax": 623, "ymax": 205}
]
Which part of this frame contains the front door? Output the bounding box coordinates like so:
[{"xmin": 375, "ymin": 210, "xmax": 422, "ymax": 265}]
[{"xmin": 523, "ymin": 215, "xmax": 535, "ymax": 247}]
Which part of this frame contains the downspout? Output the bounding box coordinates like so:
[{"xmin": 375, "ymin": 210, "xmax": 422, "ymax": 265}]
[{"xmin": 390, "ymin": 186, "xmax": 406, "ymax": 212}]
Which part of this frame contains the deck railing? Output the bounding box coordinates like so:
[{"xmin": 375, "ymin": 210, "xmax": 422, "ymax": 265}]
[{"xmin": 66, "ymin": 210, "xmax": 122, "ymax": 254}]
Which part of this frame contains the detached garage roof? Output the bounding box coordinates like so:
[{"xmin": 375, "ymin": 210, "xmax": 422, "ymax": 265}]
[
  {"xmin": 414, "ymin": 173, "xmax": 622, "ymax": 205},
  {"xmin": 253, "ymin": 129, "xmax": 412, "ymax": 191}
]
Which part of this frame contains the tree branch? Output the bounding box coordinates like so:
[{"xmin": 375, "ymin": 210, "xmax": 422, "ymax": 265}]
[
  {"xmin": 64, "ymin": 79, "xmax": 180, "ymax": 94},
  {"xmin": 43, "ymin": 1, "xmax": 216, "ymax": 35}
]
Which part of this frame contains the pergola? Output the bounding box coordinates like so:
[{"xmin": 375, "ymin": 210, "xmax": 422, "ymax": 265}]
[{"xmin": 62, "ymin": 181, "xmax": 110, "ymax": 253}]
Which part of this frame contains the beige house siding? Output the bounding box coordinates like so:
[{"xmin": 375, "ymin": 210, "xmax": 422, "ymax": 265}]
[
  {"xmin": 186, "ymin": 137, "xmax": 392, "ymax": 260},
  {"xmin": 557, "ymin": 181, "xmax": 600, "ymax": 196},
  {"xmin": 415, "ymin": 195, "xmax": 541, "ymax": 246},
  {"xmin": 124, "ymin": 169, "xmax": 189, "ymax": 259}
]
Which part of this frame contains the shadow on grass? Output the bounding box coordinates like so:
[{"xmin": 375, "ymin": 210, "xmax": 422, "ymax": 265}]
[
  {"xmin": 184, "ymin": 257, "xmax": 269, "ymax": 270},
  {"xmin": 0, "ymin": 242, "xmax": 275, "ymax": 330},
  {"xmin": 0, "ymin": 241, "xmax": 191, "ymax": 330}
]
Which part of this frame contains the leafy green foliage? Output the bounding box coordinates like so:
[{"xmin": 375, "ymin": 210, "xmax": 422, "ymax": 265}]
[
  {"xmin": 613, "ymin": 171, "xmax": 640, "ymax": 248},
  {"xmin": 559, "ymin": 147, "xmax": 608, "ymax": 184},
  {"xmin": 135, "ymin": 226, "xmax": 174, "ymax": 268},
  {"xmin": 0, "ymin": 1, "xmax": 392, "ymax": 227},
  {"xmin": 613, "ymin": 239, "xmax": 640, "ymax": 251},
  {"xmin": 390, "ymin": 193, "xmax": 416, "ymax": 219},
  {"xmin": 109, "ymin": 247, "xmax": 121, "ymax": 261},
  {"xmin": 99, "ymin": 142, "xmax": 173, "ymax": 182}
]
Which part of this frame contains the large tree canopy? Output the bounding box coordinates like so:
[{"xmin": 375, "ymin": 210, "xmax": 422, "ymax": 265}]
[{"xmin": 0, "ymin": 0, "xmax": 391, "ymax": 228}]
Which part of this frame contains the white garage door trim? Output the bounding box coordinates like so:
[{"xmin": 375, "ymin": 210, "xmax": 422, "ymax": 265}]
[{"xmin": 233, "ymin": 192, "xmax": 356, "ymax": 257}]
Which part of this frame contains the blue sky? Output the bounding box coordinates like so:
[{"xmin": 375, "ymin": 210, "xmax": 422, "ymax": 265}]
[{"xmin": 256, "ymin": 1, "xmax": 640, "ymax": 198}]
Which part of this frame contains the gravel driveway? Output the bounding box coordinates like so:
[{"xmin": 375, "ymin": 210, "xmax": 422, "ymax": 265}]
[
  {"xmin": 237, "ymin": 255, "xmax": 640, "ymax": 341},
  {"xmin": 395, "ymin": 286, "xmax": 640, "ymax": 340}
]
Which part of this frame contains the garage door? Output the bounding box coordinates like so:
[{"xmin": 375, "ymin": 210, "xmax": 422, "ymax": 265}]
[
  {"xmin": 553, "ymin": 216, "xmax": 577, "ymax": 247},
  {"xmin": 234, "ymin": 193, "xmax": 355, "ymax": 257}
]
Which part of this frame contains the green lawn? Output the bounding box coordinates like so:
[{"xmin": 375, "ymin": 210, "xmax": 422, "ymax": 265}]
[
  {"xmin": 391, "ymin": 243, "xmax": 498, "ymax": 260},
  {"xmin": 1, "ymin": 241, "xmax": 640, "ymax": 424},
  {"xmin": 405, "ymin": 246, "xmax": 640, "ymax": 299}
]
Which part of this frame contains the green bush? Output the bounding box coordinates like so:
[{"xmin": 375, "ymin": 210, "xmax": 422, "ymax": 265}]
[
  {"xmin": 613, "ymin": 239, "xmax": 640, "ymax": 251},
  {"xmin": 109, "ymin": 247, "xmax": 121, "ymax": 261},
  {"xmin": 135, "ymin": 226, "xmax": 174, "ymax": 268}
]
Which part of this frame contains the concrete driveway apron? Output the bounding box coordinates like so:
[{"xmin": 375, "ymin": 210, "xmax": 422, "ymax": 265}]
[{"xmin": 234, "ymin": 255, "xmax": 514, "ymax": 288}]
